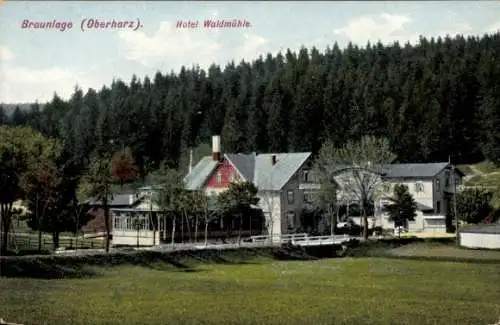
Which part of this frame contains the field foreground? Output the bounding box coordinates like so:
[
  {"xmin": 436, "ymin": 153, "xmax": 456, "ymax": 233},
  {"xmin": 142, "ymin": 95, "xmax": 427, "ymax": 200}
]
[{"xmin": 1, "ymin": 257, "xmax": 499, "ymax": 325}]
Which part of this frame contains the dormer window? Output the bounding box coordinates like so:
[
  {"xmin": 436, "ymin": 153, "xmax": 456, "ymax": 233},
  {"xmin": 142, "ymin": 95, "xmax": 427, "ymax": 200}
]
[
  {"xmin": 415, "ymin": 182, "xmax": 424, "ymax": 193},
  {"xmin": 216, "ymin": 171, "xmax": 222, "ymax": 184}
]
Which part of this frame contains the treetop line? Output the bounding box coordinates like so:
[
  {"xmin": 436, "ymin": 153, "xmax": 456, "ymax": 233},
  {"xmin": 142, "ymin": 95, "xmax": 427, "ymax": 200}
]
[
  {"xmin": 1, "ymin": 33, "xmax": 499, "ymax": 172},
  {"xmin": 3, "ymin": 31, "xmax": 500, "ymax": 250}
]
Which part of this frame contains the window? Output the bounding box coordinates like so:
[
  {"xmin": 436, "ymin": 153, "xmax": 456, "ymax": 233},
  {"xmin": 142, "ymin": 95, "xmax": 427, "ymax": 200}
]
[
  {"xmin": 303, "ymin": 192, "xmax": 313, "ymax": 203},
  {"xmin": 287, "ymin": 211, "xmax": 295, "ymax": 229},
  {"xmin": 436, "ymin": 179, "xmax": 440, "ymax": 191},
  {"xmin": 230, "ymin": 172, "xmax": 236, "ymax": 182},
  {"xmin": 445, "ymin": 171, "xmax": 450, "ymax": 187},
  {"xmin": 133, "ymin": 217, "xmax": 148, "ymax": 231},
  {"xmin": 113, "ymin": 217, "xmax": 120, "ymax": 229},
  {"xmin": 216, "ymin": 171, "xmax": 222, "ymax": 184},
  {"xmin": 383, "ymin": 183, "xmax": 391, "ymax": 193},
  {"xmin": 436, "ymin": 201, "xmax": 441, "ymax": 214},
  {"xmin": 124, "ymin": 217, "xmax": 130, "ymax": 230},
  {"xmin": 113, "ymin": 215, "xmax": 148, "ymax": 230},
  {"xmin": 415, "ymin": 182, "xmax": 424, "ymax": 193},
  {"xmin": 303, "ymin": 170, "xmax": 309, "ymax": 183},
  {"xmin": 287, "ymin": 190, "xmax": 295, "ymax": 204}
]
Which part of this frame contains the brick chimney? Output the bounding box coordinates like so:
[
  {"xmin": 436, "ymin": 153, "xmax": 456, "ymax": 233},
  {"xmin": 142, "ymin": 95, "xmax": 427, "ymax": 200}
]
[{"xmin": 212, "ymin": 135, "xmax": 221, "ymax": 161}]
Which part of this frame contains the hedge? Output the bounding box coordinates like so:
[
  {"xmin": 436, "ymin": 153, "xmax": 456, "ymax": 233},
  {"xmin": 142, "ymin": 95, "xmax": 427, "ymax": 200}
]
[
  {"xmin": 3, "ymin": 237, "xmax": 496, "ymax": 279},
  {"xmin": 0, "ymin": 244, "xmax": 346, "ymax": 279}
]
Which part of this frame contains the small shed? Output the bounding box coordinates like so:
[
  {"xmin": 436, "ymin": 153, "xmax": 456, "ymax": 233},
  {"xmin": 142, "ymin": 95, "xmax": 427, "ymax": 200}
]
[{"xmin": 459, "ymin": 223, "xmax": 500, "ymax": 249}]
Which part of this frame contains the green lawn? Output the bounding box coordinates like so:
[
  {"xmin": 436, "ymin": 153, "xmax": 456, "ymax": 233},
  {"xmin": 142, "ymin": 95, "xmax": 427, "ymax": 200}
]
[
  {"xmin": 465, "ymin": 173, "xmax": 500, "ymax": 187},
  {"xmin": 389, "ymin": 242, "xmax": 500, "ymax": 259},
  {"xmin": 1, "ymin": 257, "xmax": 499, "ymax": 325},
  {"xmin": 474, "ymin": 161, "xmax": 500, "ymax": 175}
]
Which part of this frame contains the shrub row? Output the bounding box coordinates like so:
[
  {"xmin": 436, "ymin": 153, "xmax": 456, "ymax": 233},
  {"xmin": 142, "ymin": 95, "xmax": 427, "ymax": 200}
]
[
  {"xmin": 0, "ymin": 244, "xmax": 345, "ymax": 279},
  {"xmin": 5, "ymin": 237, "xmax": 493, "ymax": 279}
]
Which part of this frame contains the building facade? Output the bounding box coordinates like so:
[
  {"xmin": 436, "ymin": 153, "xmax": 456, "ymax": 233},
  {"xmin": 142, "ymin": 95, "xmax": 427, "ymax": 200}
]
[
  {"xmin": 184, "ymin": 135, "xmax": 322, "ymax": 237},
  {"xmin": 335, "ymin": 163, "xmax": 464, "ymax": 232}
]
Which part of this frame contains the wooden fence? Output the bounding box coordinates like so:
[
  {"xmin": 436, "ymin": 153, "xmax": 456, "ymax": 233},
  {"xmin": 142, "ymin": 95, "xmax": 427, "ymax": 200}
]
[{"xmin": 5, "ymin": 233, "xmax": 105, "ymax": 252}]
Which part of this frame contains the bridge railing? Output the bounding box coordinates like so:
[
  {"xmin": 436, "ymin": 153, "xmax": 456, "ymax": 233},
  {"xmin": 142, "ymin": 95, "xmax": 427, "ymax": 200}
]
[
  {"xmin": 291, "ymin": 234, "xmax": 353, "ymax": 246},
  {"xmin": 250, "ymin": 233, "xmax": 308, "ymax": 244},
  {"xmin": 249, "ymin": 233, "xmax": 358, "ymax": 246}
]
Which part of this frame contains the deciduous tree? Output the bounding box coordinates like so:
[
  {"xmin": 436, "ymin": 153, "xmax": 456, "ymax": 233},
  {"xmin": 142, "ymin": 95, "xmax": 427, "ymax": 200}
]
[
  {"xmin": 316, "ymin": 136, "xmax": 396, "ymax": 239},
  {"xmin": 217, "ymin": 181, "xmax": 259, "ymax": 244},
  {"xmin": 23, "ymin": 160, "xmax": 61, "ymax": 251},
  {"xmin": 111, "ymin": 147, "xmax": 139, "ymax": 190},
  {"xmin": 78, "ymin": 156, "xmax": 114, "ymax": 252},
  {"xmin": 448, "ymin": 188, "xmax": 494, "ymax": 224},
  {"xmin": 0, "ymin": 125, "xmax": 60, "ymax": 253}
]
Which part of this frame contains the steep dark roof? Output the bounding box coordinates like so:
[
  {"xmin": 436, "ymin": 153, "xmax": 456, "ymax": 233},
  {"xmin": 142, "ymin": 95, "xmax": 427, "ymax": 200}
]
[
  {"xmin": 330, "ymin": 162, "xmax": 459, "ymax": 179},
  {"xmin": 381, "ymin": 162, "xmax": 451, "ymax": 178},
  {"xmin": 184, "ymin": 152, "xmax": 312, "ymax": 191},
  {"xmin": 184, "ymin": 156, "xmax": 218, "ymax": 190},
  {"xmin": 225, "ymin": 153, "xmax": 256, "ymax": 182}
]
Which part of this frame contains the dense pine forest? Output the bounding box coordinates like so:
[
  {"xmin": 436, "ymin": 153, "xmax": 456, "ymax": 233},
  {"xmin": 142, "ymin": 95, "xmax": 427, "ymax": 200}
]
[{"xmin": 2, "ymin": 33, "xmax": 500, "ymax": 179}]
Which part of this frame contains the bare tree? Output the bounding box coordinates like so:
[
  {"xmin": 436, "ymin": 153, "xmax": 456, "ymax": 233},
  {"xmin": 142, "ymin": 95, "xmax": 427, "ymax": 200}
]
[
  {"xmin": 199, "ymin": 192, "xmax": 219, "ymax": 247},
  {"xmin": 314, "ymin": 136, "xmax": 396, "ymax": 239},
  {"xmin": 312, "ymin": 151, "xmax": 338, "ymax": 236},
  {"xmin": 258, "ymin": 190, "xmax": 280, "ymax": 241},
  {"xmin": 153, "ymin": 168, "xmax": 184, "ymax": 247}
]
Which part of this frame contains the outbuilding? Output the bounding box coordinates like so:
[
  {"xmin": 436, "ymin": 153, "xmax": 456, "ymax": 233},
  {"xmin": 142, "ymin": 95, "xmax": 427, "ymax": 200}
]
[{"xmin": 459, "ymin": 223, "xmax": 500, "ymax": 249}]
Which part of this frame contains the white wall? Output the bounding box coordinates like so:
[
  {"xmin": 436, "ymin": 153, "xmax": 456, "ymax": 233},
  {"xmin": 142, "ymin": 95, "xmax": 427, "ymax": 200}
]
[
  {"xmin": 257, "ymin": 191, "xmax": 281, "ymax": 236},
  {"xmin": 407, "ymin": 212, "xmax": 425, "ymax": 232},
  {"xmin": 382, "ymin": 179, "xmax": 434, "ymax": 210},
  {"xmin": 460, "ymin": 233, "xmax": 500, "ymax": 249},
  {"xmin": 204, "ymin": 187, "xmax": 228, "ymax": 196},
  {"xmin": 112, "ymin": 230, "xmax": 160, "ymax": 246},
  {"xmin": 135, "ymin": 199, "xmax": 161, "ymax": 211},
  {"xmin": 374, "ymin": 207, "xmax": 446, "ymax": 232}
]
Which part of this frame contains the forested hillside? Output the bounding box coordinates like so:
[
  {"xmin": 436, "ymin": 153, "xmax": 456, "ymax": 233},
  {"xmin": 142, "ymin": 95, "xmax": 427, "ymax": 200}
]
[{"xmin": 2, "ymin": 33, "xmax": 500, "ymax": 177}]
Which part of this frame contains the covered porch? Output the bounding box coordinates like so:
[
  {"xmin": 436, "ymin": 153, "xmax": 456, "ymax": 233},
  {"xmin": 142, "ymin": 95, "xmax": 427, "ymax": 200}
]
[{"xmin": 112, "ymin": 208, "xmax": 162, "ymax": 246}]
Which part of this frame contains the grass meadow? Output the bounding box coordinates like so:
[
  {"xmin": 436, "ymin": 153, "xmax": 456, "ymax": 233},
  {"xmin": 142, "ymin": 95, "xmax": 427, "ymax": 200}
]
[{"xmin": 1, "ymin": 252, "xmax": 499, "ymax": 325}]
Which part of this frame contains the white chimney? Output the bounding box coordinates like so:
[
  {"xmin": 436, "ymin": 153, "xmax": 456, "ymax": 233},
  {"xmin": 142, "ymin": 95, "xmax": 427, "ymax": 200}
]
[{"xmin": 212, "ymin": 135, "xmax": 221, "ymax": 161}]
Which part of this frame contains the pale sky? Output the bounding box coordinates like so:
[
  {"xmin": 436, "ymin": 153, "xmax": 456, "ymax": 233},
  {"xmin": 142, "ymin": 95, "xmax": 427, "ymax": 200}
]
[{"xmin": 0, "ymin": 1, "xmax": 499, "ymax": 103}]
